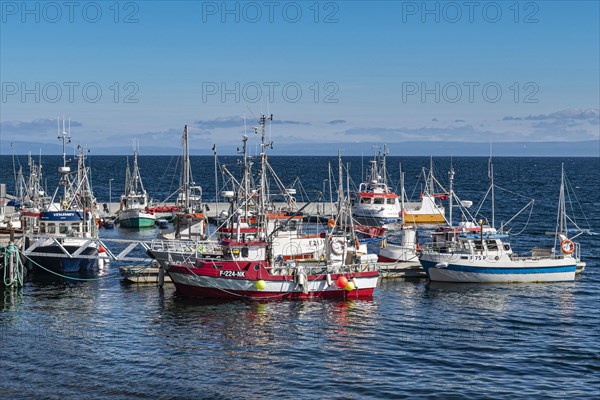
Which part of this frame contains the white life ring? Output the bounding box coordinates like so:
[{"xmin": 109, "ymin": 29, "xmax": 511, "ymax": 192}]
[
  {"xmin": 330, "ymin": 239, "xmax": 344, "ymax": 255},
  {"xmin": 560, "ymin": 239, "xmax": 575, "ymax": 255}
]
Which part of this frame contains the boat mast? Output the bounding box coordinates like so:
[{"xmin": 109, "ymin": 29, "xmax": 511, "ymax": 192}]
[
  {"xmin": 400, "ymin": 163, "xmax": 405, "ymax": 226},
  {"xmin": 337, "ymin": 149, "xmax": 343, "ymax": 215},
  {"xmin": 488, "ymin": 143, "xmax": 495, "ymax": 229},
  {"xmin": 182, "ymin": 125, "xmax": 191, "ymax": 213},
  {"xmin": 256, "ymin": 114, "xmax": 272, "ymax": 240},
  {"xmin": 328, "ymin": 161, "xmax": 334, "ymax": 215},
  {"xmin": 57, "ymin": 117, "xmax": 72, "ymax": 205},
  {"xmin": 448, "ymin": 163, "xmax": 455, "ymax": 227},
  {"xmin": 241, "ymin": 134, "xmax": 249, "ymax": 221},
  {"xmin": 382, "ymin": 145, "xmax": 388, "ymax": 186},
  {"xmin": 557, "ymin": 163, "xmax": 566, "ymax": 235},
  {"xmin": 213, "ymin": 143, "xmax": 218, "ymax": 220}
]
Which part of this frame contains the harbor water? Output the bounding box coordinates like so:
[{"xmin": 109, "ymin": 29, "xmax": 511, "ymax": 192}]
[{"xmin": 1, "ymin": 156, "xmax": 599, "ymax": 399}]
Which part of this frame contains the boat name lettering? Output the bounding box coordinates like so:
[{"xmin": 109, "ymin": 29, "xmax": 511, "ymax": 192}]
[
  {"xmin": 219, "ymin": 270, "xmax": 246, "ymax": 277},
  {"xmin": 474, "ymin": 256, "xmax": 487, "ymax": 260}
]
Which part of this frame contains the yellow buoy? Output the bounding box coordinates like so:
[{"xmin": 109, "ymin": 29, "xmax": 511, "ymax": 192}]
[
  {"xmin": 344, "ymin": 281, "xmax": 355, "ymax": 291},
  {"xmin": 255, "ymin": 280, "xmax": 267, "ymax": 290}
]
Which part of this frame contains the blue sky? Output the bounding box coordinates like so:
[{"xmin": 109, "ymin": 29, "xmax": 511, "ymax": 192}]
[{"xmin": 0, "ymin": 0, "xmax": 598, "ymax": 155}]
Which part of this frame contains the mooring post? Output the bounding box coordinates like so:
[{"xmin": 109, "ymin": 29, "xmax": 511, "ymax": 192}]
[
  {"xmin": 8, "ymin": 242, "xmax": 15, "ymax": 286},
  {"xmin": 158, "ymin": 266, "xmax": 165, "ymax": 287}
]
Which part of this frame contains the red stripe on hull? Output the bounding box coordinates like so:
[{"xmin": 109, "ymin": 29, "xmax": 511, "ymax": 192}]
[
  {"xmin": 377, "ymin": 255, "xmax": 398, "ymax": 263},
  {"xmin": 172, "ymin": 281, "xmax": 375, "ymax": 300}
]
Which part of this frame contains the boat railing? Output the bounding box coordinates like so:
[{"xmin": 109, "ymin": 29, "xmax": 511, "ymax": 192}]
[
  {"xmin": 151, "ymin": 239, "xmax": 220, "ymax": 255},
  {"xmin": 268, "ymin": 261, "xmax": 375, "ymax": 276}
]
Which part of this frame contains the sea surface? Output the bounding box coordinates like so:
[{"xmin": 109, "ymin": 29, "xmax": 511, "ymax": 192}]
[{"xmin": 1, "ymin": 155, "xmax": 599, "ymax": 399}]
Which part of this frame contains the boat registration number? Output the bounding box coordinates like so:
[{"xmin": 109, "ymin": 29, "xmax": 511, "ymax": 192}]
[
  {"xmin": 219, "ymin": 270, "xmax": 246, "ymax": 277},
  {"xmin": 474, "ymin": 256, "xmax": 487, "ymax": 260}
]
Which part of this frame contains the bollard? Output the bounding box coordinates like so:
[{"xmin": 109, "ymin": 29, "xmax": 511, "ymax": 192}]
[{"xmin": 158, "ymin": 266, "xmax": 165, "ymax": 287}]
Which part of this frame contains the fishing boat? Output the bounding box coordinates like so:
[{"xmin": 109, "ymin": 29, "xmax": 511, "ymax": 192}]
[
  {"xmin": 403, "ymin": 159, "xmax": 446, "ymax": 224},
  {"xmin": 167, "ymin": 237, "xmax": 378, "ymax": 300},
  {"xmin": 25, "ymin": 119, "xmax": 108, "ymax": 273},
  {"xmin": 117, "ymin": 148, "xmax": 155, "ymax": 228},
  {"xmin": 375, "ymin": 166, "xmax": 422, "ymax": 277},
  {"xmin": 351, "ymin": 146, "xmax": 401, "ymax": 225},
  {"xmin": 0, "ymin": 200, "xmax": 21, "ymax": 231},
  {"xmin": 158, "ymin": 126, "xmax": 208, "ymax": 240},
  {"xmin": 167, "ymin": 116, "xmax": 380, "ymax": 299},
  {"xmin": 420, "ymin": 164, "xmax": 585, "ymax": 283},
  {"xmin": 151, "ymin": 119, "xmax": 328, "ymax": 272}
]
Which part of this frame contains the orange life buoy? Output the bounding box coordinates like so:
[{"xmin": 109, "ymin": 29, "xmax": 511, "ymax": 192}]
[
  {"xmin": 560, "ymin": 239, "xmax": 575, "ymax": 254},
  {"xmin": 327, "ymin": 218, "xmax": 335, "ymax": 228}
]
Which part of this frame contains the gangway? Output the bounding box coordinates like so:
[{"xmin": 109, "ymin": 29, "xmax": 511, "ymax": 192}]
[{"xmin": 21, "ymin": 234, "xmax": 154, "ymax": 263}]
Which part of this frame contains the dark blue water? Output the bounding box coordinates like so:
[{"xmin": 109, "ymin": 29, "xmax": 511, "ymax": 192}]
[{"xmin": 1, "ymin": 156, "xmax": 599, "ymax": 399}]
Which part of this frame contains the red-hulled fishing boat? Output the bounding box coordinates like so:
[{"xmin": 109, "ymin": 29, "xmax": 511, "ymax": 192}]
[{"xmin": 168, "ymin": 237, "xmax": 379, "ymax": 300}]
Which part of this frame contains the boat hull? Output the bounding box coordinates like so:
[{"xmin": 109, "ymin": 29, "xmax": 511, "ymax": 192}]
[
  {"xmin": 119, "ymin": 265, "xmax": 172, "ymax": 284},
  {"xmin": 420, "ymin": 259, "xmax": 577, "ymax": 283},
  {"xmin": 29, "ymin": 245, "xmax": 99, "ymax": 273},
  {"xmin": 404, "ymin": 213, "xmax": 445, "ymax": 224},
  {"xmin": 168, "ymin": 266, "xmax": 379, "ymax": 300},
  {"xmin": 118, "ymin": 210, "xmax": 155, "ymax": 228}
]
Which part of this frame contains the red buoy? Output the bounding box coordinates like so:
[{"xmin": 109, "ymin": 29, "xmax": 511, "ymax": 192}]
[{"xmin": 336, "ymin": 276, "xmax": 348, "ymax": 289}]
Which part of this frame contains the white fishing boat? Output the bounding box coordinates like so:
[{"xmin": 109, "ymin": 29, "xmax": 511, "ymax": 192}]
[
  {"xmin": 375, "ymin": 165, "xmax": 421, "ymax": 277},
  {"xmin": 26, "ymin": 119, "xmax": 109, "ymax": 274},
  {"xmin": 420, "ymin": 164, "xmax": 586, "ymax": 283},
  {"xmin": 117, "ymin": 148, "xmax": 155, "ymax": 229},
  {"xmin": 351, "ymin": 146, "xmax": 401, "ymax": 225},
  {"xmin": 0, "ymin": 201, "xmax": 21, "ymax": 230}
]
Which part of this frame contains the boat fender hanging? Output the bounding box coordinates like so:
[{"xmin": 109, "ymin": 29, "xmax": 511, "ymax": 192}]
[{"xmin": 560, "ymin": 239, "xmax": 575, "ymax": 254}]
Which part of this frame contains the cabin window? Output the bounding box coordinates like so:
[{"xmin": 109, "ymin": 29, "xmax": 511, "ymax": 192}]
[
  {"xmin": 360, "ymin": 197, "xmax": 370, "ymax": 204},
  {"xmin": 241, "ymin": 247, "xmax": 249, "ymax": 257},
  {"xmin": 48, "ymin": 224, "xmax": 56, "ymax": 234},
  {"xmin": 289, "ymin": 221, "xmax": 298, "ymax": 231},
  {"xmin": 473, "ymin": 240, "xmax": 484, "ymax": 251},
  {"xmin": 40, "ymin": 225, "xmax": 46, "ymax": 233},
  {"xmin": 386, "ymin": 198, "xmax": 395, "ymax": 204},
  {"xmin": 71, "ymin": 224, "xmax": 81, "ymax": 232},
  {"xmin": 486, "ymin": 240, "xmax": 498, "ymax": 250},
  {"xmin": 374, "ymin": 198, "xmax": 384, "ymax": 205},
  {"xmin": 59, "ymin": 223, "xmax": 69, "ymax": 234}
]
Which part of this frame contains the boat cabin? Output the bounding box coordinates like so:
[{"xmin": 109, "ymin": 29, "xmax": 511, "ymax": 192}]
[
  {"xmin": 38, "ymin": 211, "xmax": 93, "ymax": 237},
  {"xmin": 218, "ymin": 239, "xmax": 267, "ymax": 262}
]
